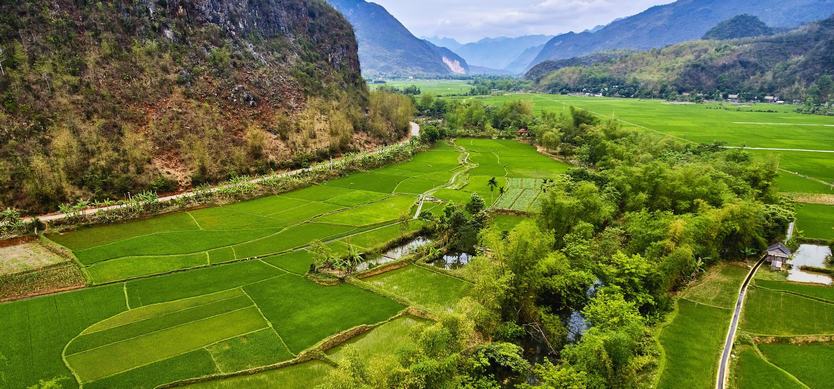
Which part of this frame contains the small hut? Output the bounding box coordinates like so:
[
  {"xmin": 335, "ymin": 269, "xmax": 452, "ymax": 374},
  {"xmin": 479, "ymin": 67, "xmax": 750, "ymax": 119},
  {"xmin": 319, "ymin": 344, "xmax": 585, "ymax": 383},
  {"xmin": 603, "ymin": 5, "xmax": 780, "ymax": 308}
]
[
  {"xmin": 516, "ymin": 128, "xmax": 529, "ymax": 138},
  {"xmin": 765, "ymin": 243, "xmax": 792, "ymax": 271}
]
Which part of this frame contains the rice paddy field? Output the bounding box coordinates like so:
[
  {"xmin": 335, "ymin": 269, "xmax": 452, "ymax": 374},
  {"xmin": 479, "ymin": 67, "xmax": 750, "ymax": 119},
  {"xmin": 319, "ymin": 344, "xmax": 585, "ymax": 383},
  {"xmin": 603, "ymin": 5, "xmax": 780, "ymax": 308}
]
[
  {"xmin": 0, "ymin": 138, "xmax": 570, "ymax": 388},
  {"xmin": 656, "ymin": 263, "xmax": 748, "ymax": 389},
  {"xmin": 465, "ymin": 93, "xmax": 834, "ymax": 241},
  {"xmin": 732, "ymin": 277, "xmax": 834, "ymax": 388},
  {"xmin": 370, "ymin": 79, "xmax": 473, "ymax": 96}
]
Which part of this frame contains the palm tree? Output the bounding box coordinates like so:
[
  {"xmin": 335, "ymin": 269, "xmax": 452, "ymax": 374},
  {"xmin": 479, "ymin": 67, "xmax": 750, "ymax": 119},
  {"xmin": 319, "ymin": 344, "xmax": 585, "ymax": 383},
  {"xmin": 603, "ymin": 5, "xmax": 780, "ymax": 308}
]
[{"xmin": 487, "ymin": 177, "xmax": 498, "ymax": 203}]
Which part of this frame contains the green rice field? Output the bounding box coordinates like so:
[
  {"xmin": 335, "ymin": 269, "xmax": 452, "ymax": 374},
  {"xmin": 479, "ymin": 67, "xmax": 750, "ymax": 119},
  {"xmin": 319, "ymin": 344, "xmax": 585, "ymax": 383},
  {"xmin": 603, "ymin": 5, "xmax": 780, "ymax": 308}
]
[
  {"xmin": 370, "ymin": 79, "xmax": 473, "ymax": 96},
  {"xmin": 734, "ymin": 278, "xmax": 834, "ymax": 388},
  {"xmin": 0, "ymin": 138, "xmax": 572, "ymax": 388},
  {"xmin": 732, "ymin": 346, "xmax": 804, "ymax": 389},
  {"xmin": 758, "ymin": 343, "xmax": 834, "ymax": 389},
  {"xmin": 795, "ymin": 204, "xmax": 834, "ymax": 240},
  {"xmin": 656, "ymin": 263, "xmax": 747, "ymax": 389}
]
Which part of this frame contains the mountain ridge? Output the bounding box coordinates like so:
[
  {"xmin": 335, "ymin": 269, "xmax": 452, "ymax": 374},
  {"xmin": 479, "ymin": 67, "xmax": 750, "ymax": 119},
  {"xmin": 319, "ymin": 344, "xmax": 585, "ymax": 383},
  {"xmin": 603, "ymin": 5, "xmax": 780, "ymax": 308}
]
[
  {"xmin": 327, "ymin": 0, "xmax": 469, "ymax": 77},
  {"xmin": 530, "ymin": 0, "xmax": 834, "ymax": 68},
  {"xmin": 527, "ymin": 15, "xmax": 834, "ymax": 101}
]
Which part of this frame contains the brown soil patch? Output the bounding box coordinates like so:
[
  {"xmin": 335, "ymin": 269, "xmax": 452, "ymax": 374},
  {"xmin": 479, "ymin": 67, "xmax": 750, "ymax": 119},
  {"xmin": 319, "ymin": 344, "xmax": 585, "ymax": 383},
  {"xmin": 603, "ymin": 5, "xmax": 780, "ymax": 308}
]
[{"xmin": 0, "ymin": 241, "xmax": 70, "ymax": 275}]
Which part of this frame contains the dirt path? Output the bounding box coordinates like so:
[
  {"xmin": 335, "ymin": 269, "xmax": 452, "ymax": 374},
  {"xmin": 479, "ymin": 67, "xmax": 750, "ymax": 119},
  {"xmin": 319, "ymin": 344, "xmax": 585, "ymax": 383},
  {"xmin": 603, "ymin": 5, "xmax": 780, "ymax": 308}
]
[{"xmin": 24, "ymin": 123, "xmax": 421, "ymax": 224}]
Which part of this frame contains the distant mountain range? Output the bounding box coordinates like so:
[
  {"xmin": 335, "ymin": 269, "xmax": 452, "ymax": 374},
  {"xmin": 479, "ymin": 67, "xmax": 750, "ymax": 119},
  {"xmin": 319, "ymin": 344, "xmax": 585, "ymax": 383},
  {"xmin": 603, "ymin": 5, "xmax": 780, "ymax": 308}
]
[
  {"xmin": 327, "ymin": 0, "xmax": 468, "ymax": 77},
  {"xmin": 529, "ymin": 0, "xmax": 834, "ymax": 69},
  {"xmin": 526, "ymin": 15, "xmax": 834, "ymax": 101},
  {"xmin": 426, "ymin": 35, "xmax": 553, "ymax": 74}
]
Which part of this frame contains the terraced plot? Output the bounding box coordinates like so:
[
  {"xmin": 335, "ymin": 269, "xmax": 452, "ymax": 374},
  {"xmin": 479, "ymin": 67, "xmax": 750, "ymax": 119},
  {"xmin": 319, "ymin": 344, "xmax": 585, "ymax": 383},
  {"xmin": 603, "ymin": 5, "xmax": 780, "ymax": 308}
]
[{"xmin": 46, "ymin": 145, "xmax": 461, "ymax": 284}]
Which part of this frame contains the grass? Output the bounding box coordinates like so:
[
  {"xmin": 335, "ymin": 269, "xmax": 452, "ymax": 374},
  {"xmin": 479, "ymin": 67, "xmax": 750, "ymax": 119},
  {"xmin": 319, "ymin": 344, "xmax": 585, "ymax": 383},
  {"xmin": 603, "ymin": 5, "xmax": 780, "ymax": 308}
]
[
  {"xmin": 742, "ymin": 286, "xmax": 834, "ymax": 335},
  {"xmin": 491, "ymin": 214, "xmax": 529, "ymax": 232},
  {"xmin": 243, "ymin": 275, "xmax": 404, "ymax": 353},
  {"xmin": 758, "ymin": 342, "xmax": 834, "ymax": 389},
  {"xmin": 656, "ymin": 299, "xmax": 732, "ymax": 389},
  {"xmin": 66, "ymin": 293, "xmax": 254, "ymax": 354},
  {"xmin": 754, "ymin": 280, "xmax": 834, "ymax": 303},
  {"xmin": 125, "ymin": 261, "xmax": 286, "ymax": 307},
  {"xmin": 86, "ymin": 252, "xmax": 210, "ymax": 284},
  {"xmin": 317, "ymin": 195, "xmax": 416, "ymax": 226},
  {"xmin": 795, "ymin": 203, "xmax": 834, "ymax": 240},
  {"xmin": 205, "ymin": 329, "xmax": 295, "ymax": 373},
  {"xmin": 732, "ymin": 346, "xmax": 804, "ymax": 389},
  {"xmin": 186, "ymin": 360, "xmax": 333, "ymax": 388},
  {"xmin": 656, "ymin": 263, "xmax": 748, "ymax": 389},
  {"xmin": 775, "ymin": 172, "xmax": 834, "ymax": 194},
  {"xmin": 365, "ymin": 265, "xmax": 471, "ymax": 311},
  {"xmin": 84, "ymin": 350, "xmax": 217, "ymax": 389},
  {"xmin": 65, "ymin": 306, "xmax": 267, "ymax": 382},
  {"xmin": 0, "ymin": 285, "xmax": 126, "ymax": 388},
  {"xmin": 328, "ymin": 315, "xmax": 428, "ymax": 363},
  {"xmin": 262, "ymin": 251, "xmax": 315, "ymax": 275},
  {"xmin": 683, "ymin": 263, "xmax": 749, "ymax": 309}
]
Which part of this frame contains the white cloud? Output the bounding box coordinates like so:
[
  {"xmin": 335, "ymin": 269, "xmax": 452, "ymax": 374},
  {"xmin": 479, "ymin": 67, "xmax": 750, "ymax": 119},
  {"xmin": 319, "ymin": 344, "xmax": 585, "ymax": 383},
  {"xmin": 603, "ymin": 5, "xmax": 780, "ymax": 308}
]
[{"xmin": 371, "ymin": 0, "xmax": 672, "ymax": 42}]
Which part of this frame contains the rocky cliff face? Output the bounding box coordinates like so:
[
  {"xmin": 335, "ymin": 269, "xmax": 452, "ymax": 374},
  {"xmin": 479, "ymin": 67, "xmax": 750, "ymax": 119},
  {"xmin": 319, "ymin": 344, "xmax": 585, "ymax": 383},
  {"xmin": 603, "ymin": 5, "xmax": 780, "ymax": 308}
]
[{"xmin": 0, "ymin": 0, "xmax": 372, "ymax": 212}]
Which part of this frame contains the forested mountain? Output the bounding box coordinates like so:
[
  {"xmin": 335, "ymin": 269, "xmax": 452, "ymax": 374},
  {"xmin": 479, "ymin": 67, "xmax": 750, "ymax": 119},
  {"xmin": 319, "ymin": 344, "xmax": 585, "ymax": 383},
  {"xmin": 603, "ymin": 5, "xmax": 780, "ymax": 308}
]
[
  {"xmin": 327, "ymin": 0, "xmax": 469, "ymax": 77},
  {"xmin": 530, "ymin": 0, "xmax": 834, "ymax": 68},
  {"xmin": 703, "ymin": 14, "xmax": 774, "ymax": 40},
  {"xmin": 0, "ymin": 0, "xmax": 408, "ymax": 213},
  {"xmin": 453, "ymin": 35, "xmax": 552, "ymax": 72},
  {"xmin": 527, "ymin": 15, "xmax": 834, "ymax": 102}
]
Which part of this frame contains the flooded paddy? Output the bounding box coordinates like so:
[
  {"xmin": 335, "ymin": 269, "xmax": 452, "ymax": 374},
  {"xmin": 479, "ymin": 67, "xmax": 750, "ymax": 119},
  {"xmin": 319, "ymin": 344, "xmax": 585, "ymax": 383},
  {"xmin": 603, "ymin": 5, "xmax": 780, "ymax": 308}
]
[{"xmin": 788, "ymin": 244, "xmax": 833, "ymax": 285}]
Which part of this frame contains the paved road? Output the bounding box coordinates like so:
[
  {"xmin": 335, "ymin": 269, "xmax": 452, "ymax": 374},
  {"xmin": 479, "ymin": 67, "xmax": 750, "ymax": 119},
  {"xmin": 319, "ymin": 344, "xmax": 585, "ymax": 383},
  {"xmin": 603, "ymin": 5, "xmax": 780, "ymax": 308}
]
[
  {"xmin": 716, "ymin": 256, "xmax": 766, "ymax": 389},
  {"xmin": 24, "ymin": 123, "xmax": 420, "ymax": 224}
]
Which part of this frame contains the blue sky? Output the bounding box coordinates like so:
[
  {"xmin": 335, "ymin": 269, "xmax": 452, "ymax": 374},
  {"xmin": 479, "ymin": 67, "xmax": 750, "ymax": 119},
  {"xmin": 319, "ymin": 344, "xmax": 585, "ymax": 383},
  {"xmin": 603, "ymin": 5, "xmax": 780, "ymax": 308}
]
[{"xmin": 373, "ymin": 0, "xmax": 672, "ymax": 42}]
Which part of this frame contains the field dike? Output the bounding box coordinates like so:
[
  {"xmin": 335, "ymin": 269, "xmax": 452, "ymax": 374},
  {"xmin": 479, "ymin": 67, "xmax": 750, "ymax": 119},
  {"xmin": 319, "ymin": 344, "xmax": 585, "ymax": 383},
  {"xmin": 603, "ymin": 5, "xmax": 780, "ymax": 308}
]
[
  {"xmin": 752, "ymin": 335, "xmax": 834, "ymax": 344},
  {"xmin": 159, "ymin": 309, "xmax": 430, "ymax": 388}
]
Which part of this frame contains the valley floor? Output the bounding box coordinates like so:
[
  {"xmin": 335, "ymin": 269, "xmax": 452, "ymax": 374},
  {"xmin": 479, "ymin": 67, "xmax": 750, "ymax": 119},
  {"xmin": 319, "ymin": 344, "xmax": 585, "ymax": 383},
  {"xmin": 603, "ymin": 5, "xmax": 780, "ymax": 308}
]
[{"xmin": 0, "ymin": 138, "xmax": 568, "ymax": 388}]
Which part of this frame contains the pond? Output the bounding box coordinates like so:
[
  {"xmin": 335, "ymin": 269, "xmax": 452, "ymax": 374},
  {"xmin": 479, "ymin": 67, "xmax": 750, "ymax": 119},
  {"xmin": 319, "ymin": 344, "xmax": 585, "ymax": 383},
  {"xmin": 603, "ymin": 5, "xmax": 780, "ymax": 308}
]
[
  {"xmin": 354, "ymin": 237, "xmax": 432, "ymax": 272},
  {"xmin": 432, "ymin": 252, "xmax": 473, "ymax": 270},
  {"xmin": 788, "ymin": 244, "xmax": 833, "ymax": 285}
]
